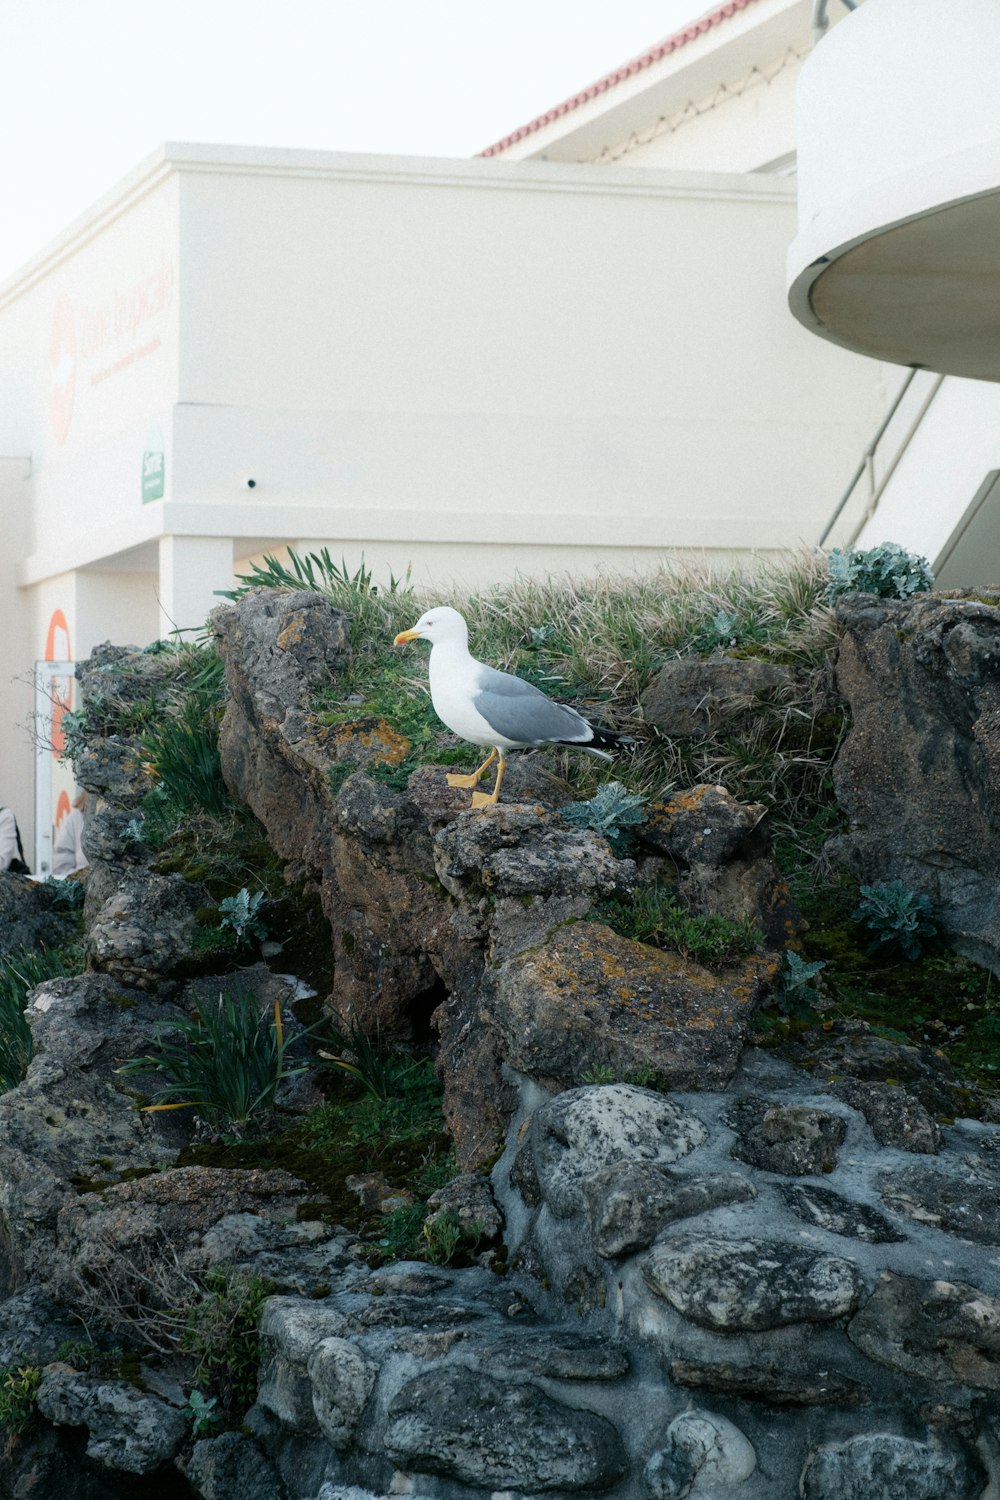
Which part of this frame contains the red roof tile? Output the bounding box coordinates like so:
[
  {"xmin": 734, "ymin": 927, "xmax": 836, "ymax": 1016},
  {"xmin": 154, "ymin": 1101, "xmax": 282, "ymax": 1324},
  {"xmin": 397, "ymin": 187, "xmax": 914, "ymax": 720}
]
[{"xmin": 478, "ymin": 0, "xmax": 760, "ymax": 157}]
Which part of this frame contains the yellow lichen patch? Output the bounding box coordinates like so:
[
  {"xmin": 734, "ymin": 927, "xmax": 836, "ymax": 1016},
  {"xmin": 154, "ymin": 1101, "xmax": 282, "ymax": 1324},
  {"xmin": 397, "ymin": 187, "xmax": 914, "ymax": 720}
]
[
  {"xmin": 276, "ymin": 614, "xmax": 308, "ymax": 649},
  {"xmin": 318, "ymin": 718, "xmax": 410, "ymax": 767}
]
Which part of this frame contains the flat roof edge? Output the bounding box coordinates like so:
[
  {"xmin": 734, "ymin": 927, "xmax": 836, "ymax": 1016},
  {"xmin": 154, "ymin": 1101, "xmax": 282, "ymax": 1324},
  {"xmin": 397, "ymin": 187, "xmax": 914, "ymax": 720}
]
[{"xmin": 0, "ymin": 146, "xmax": 796, "ymax": 308}]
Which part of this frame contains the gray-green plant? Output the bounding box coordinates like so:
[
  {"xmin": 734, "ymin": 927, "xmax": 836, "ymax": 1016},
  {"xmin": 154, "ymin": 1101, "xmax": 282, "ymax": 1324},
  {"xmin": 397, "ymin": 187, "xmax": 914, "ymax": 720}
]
[
  {"xmin": 118, "ymin": 986, "xmax": 311, "ymax": 1131},
  {"xmin": 217, "ymin": 888, "xmax": 268, "ymax": 943},
  {"xmin": 563, "ymin": 781, "xmax": 647, "ymax": 852},
  {"xmin": 776, "ymin": 950, "xmax": 827, "ymax": 1017},
  {"xmin": 826, "ymin": 542, "xmax": 934, "ymax": 600},
  {"xmin": 44, "ymin": 876, "xmax": 85, "ymax": 912},
  {"xmin": 853, "ymin": 879, "xmax": 938, "ymax": 961},
  {"xmin": 183, "ymin": 1388, "xmax": 222, "ymax": 1436}
]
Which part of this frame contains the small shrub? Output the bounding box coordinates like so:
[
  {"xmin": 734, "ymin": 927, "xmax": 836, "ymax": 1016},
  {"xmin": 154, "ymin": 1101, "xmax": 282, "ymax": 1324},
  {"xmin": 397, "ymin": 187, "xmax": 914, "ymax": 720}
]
[
  {"xmin": 217, "ymin": 888, "xmax": 268, "ymax": 943},
  {"xmin": 853, "ymin": 879, "xmax": 938, "ymax": 961},
  {"xmin": 118, "ymin": 987, "xmax": 312, "ymax": 1132},
  {"xmin": 0, "ymin": 1365, "xmax": 41, "ymax": 1445},
  {"xmin": 422, "ymin": 1209, "xmax": 488, "ymax": 1266},
  {"xmin": 826, "ymin": 542, "xmax": 934, "ymax": 601},
  {"xmin": 563, "ymin": 782, "xmax": 647, "ymax": 852},
  {"xmin": 180, "ymin": 1267, "xmax": 272, "ymax": 1413},
  {"xmin": 219, "ymin": 549, "xmax": 412, "ymax": 604}
]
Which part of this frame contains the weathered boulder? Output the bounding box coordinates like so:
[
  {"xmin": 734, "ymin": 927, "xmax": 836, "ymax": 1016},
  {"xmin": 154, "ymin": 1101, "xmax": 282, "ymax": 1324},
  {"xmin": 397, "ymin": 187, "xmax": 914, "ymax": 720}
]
[
  {"xmin": 256, "ymin": 1297, "xmax": 352, "ymax": 1432},
  {"xmin": 668, "ymin": 1358, "xmax": 866, "ymax": 1407},
  {"xmin": 800, "ymin": 1432, "xmax": 984, "ymax": 1500},
  {"xmin": 85, "ymin": 867, "xmax": 207, "ymax": 988},
  {"xmin": 642, "ymin": 1233, "xmax": 864, "ymax": 1332},
  {"xmin": 831, "ymin": 592, "xmax": 1000, "ymax": 968},
  {"xmin": 776, "ymin": 1020, "xmax": 981, "ymax": 1121},
  {"xmin": 0, "ymin": 1285, "xmax": 85, "ymax": 1366},
  {"xmin": 0, "ymin": 872, "xmax": 78, "ymax": 958},
  {"xmin": 424, "ymin": 1171, "xmax": 503, "ymax": 1243},
  {"xmin": 848, "ymin": 1270, "xmax": 1000, "ymax": 1387},
  {"xmin": 828, "ymin": 1077, "xmax": 941, "ymax": 1154},
  {"xmin": 435, "ymin": 802, "xmax": 632, "ymax": 901},
  {"xmin": 183, "ymin": 1431, "xmax": 285, "ymax": 1500},
  {"xmin": 640, "ymin": 784, "xmax": 769, "ymax": 866},
  {"xmin": 51, "ymin": 1167, "xmax": 309, "ymax": 1340},
  {"xmin": 179, "ymin": 1212, "xmax": 354, "ymax": 1297},
  {"xmin": 779, "ymin": 1183, "xmax": 906, "ymax": 1244},
  {"xmin": 583, "ymin": 1162, "xmax": 755, "ymax": 1259},
  {"xmin": 74, "ymin": 736, "xmax": 153, "ymax": 808},
  {"xmin": 639, "ymin": 784, "xmax": 803, "ymax": 945},
  {"xmin": 384, "ymin": 1367, "xmax": 628, "ymax": 1491},
  {"xmin": 464, "ymin": 1330, "xmax": 630, "ymax": 1381},
  {"xmin": 642, "ymin": 656, "xmax": 796, "ymax": 736},
  {"xmin": 36, "ymin": 1369, "xmax": 187, "ymax": 1474},
  {"xmin": 644, "ymin": 1408, "xmax": 756, "ymax": 1499},
  {"xmin": 490, "ymin": 924, "xmax": 773, "ymax": 1095},
  {"xmin": 307, "ymin": 1336, "xmax": 378, "ymax": 1452},
  {"xmin": 0, "ymin": 975, "xmax": 185, "ymax": 1290},
  {"xmin": 727, "ymin": 1095, "xmax": 847, "ymax": 1175},
  {"xmin": 878, "ymin": 1163, "xmax": 1000, "ymax": 1242},
  {"xmin": 528, "ymin": 1086, "xmax": 708, "ymax": 1219},
  {"xmin": 211, "ymin": 589, "xmax": 350, "ymax": 893}
]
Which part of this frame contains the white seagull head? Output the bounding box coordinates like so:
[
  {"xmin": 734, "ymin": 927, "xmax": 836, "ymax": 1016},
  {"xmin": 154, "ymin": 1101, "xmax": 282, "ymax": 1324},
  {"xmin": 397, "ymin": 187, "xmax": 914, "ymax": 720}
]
[{"xmin": 393, "ymin": 606, "xmax": 469, "ymax": 648}]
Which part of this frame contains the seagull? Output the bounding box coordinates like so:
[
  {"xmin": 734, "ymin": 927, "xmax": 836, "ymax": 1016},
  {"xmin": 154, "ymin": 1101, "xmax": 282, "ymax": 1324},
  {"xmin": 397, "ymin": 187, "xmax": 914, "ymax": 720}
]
[{"xmin": 393, "ymin": 606, "xmax": 632, "ymax": 807}]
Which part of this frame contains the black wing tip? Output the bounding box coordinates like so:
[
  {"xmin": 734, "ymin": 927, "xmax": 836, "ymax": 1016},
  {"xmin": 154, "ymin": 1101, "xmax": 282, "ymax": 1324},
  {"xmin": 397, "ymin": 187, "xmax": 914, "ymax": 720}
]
[{"xmin": 584, "ymin": 724, "xmax": 637, "ymax": 753}]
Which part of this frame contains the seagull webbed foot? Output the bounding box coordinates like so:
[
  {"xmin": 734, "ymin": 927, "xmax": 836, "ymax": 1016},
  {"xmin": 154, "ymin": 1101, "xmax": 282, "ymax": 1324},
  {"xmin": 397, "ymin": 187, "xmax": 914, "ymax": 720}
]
[{"xmin": 446, "ymin": 749, "xmax": 497, "ymax": 790}]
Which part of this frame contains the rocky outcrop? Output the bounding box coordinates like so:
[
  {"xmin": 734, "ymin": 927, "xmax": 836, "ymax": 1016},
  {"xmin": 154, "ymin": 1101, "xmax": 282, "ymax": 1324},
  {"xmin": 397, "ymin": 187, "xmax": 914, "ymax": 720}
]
[
  {"xmin": 832, "ymin": 591, "xmax": 1000, "ymax": 968},
  {"xmin": 16, "ymin": 590, "xmax": 1000, "ymax": 1498},
  {"xmin": 210, "ymin": 589, "xmax": 788, "ymax": 1167}
]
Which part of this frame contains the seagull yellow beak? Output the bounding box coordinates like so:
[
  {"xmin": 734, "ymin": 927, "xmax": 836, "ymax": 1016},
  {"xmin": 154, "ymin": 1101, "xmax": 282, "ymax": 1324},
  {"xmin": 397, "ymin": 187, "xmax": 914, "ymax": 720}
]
[{"xmin": 393, "ymin": 627, "xmax": 421, "ymax": 645}]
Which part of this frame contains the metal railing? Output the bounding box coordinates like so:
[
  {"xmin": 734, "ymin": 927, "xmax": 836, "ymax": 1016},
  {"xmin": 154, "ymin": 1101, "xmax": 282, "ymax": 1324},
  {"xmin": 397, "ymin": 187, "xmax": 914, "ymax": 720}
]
[
  {"xmin": 812, "ymin": 0, "xmax": 858, "ymax": 44},
  {"xmin": 819, "ymin": 368, "xmax": 947, "ymax": 548}
]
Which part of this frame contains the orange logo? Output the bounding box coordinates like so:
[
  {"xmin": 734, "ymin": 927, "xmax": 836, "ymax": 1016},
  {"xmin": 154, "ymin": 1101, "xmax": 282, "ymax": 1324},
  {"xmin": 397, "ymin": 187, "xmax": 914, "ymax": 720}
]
[
  {"xmin": 45, "ymin": 610, "xmax": 73, "ymax": 757},
  {"xmin": 49, "ymin": 298, "xmax": 77, "ymax": 445}
]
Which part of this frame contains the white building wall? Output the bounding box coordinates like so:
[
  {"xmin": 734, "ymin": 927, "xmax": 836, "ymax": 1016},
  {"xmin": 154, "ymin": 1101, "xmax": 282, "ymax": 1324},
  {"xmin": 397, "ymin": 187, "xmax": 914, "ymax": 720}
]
[
  {"xmin": 168, "ymin": 149, "xmax": 882, "ymax": 582},
  {"xmin": 0, "ymin": 459, "xmax": 33, "ymax": 854}
]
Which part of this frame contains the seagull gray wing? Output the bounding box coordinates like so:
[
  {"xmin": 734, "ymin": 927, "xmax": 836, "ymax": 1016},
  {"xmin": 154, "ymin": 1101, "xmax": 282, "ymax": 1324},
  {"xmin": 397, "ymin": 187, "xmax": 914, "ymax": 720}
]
[{"xmin": 471, "ymin": 662, "xmax": 593, "ymax": 746}]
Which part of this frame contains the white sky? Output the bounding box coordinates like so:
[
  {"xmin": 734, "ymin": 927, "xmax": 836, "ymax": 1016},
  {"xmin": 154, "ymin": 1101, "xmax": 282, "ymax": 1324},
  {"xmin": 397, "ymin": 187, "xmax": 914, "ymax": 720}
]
[{"xmin": 0, "ymin": 0, "xmax": 710, "ymax": 286}]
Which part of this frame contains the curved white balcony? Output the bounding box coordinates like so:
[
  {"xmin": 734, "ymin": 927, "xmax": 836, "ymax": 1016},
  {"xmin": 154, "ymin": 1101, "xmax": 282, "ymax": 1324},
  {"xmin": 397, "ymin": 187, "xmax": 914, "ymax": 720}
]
[{"xmin": 788, "ymin": 0, "xmax": 1000, "ymax": 380}]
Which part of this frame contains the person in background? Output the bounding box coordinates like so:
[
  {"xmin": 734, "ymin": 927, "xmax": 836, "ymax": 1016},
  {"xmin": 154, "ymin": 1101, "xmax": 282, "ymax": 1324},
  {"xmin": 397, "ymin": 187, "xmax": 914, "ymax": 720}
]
[
  {"xmin": 52, "ymin": 790, "xmax": 89, "ymax": 880},
  {"xmin": 0, "ymin": 805, "xmax": 30, "ymax": 874}
]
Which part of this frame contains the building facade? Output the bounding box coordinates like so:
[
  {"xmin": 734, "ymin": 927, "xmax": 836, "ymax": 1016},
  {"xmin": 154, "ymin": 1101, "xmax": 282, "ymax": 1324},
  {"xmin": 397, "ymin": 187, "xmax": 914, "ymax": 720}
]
[{"xmin": 7, "ymin": 0, "xmax": 980, "ymax": 864}]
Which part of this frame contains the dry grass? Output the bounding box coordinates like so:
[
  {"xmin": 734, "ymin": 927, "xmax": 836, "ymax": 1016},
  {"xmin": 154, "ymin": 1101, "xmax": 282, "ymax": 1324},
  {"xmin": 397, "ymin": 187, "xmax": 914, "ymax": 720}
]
[{"xmin": 229, "ymin": 548, "xmax": 845, "ymax": 828}]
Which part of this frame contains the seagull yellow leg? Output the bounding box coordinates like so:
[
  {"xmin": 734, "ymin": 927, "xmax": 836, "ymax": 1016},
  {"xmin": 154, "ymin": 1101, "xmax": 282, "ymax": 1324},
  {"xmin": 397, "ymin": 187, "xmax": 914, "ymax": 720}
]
[
  {"xmin": 446, "ymin": 749, "xmax": 497, "ymax": 789},
  {"xmin": 471, "ymin": 753, "xmax": 507, "ymax": 809}
]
